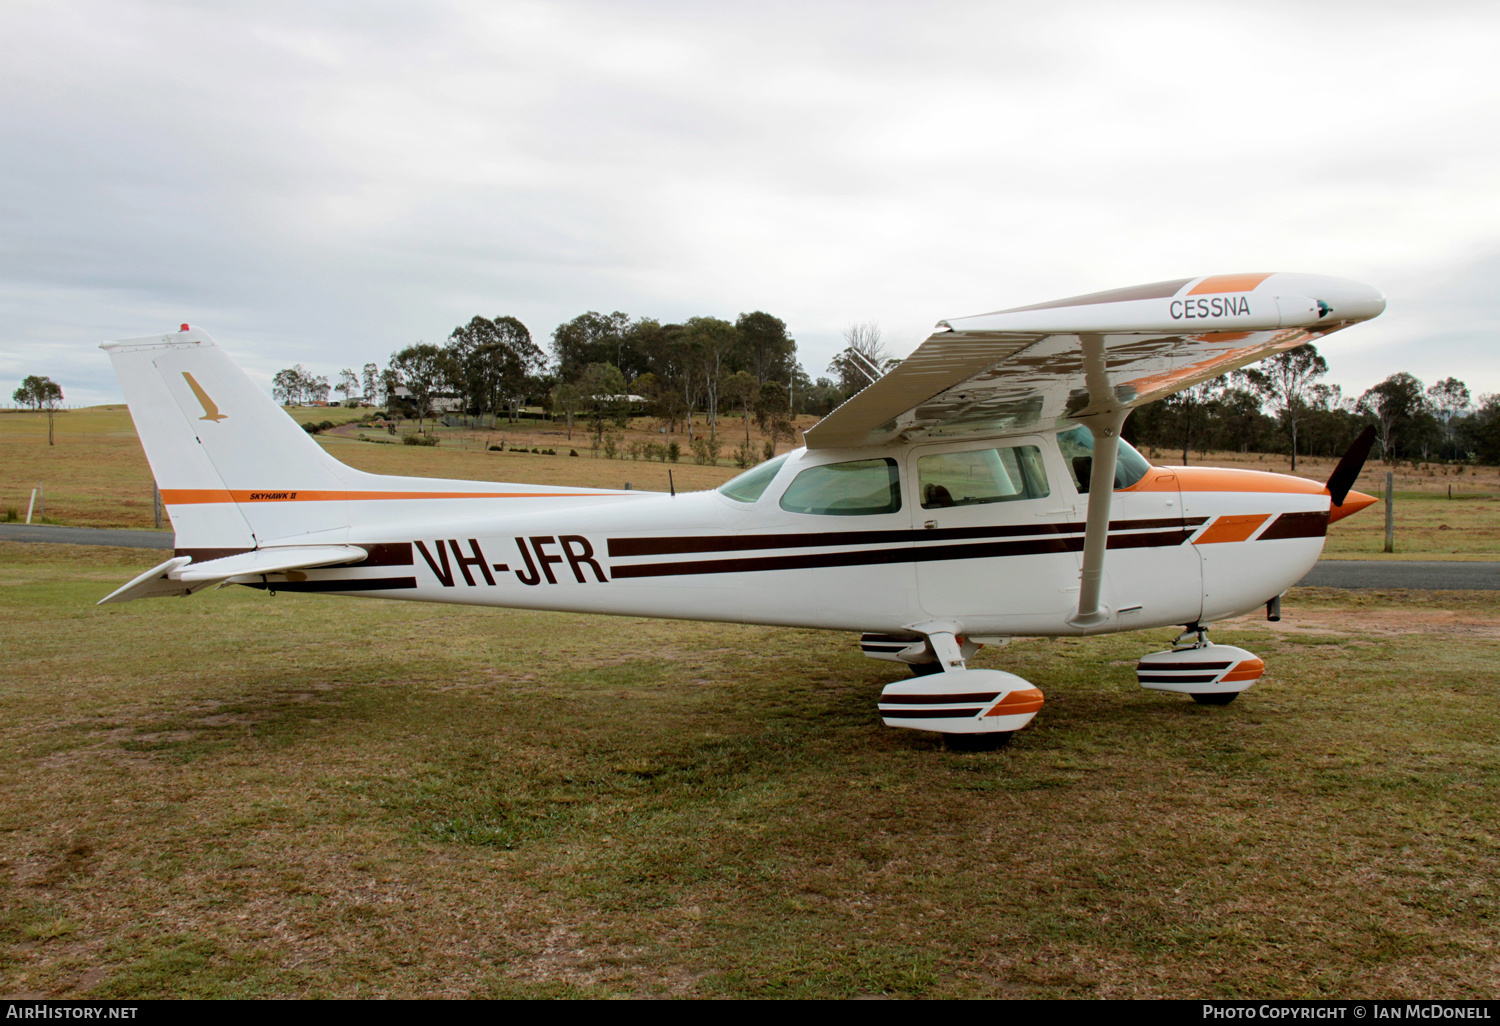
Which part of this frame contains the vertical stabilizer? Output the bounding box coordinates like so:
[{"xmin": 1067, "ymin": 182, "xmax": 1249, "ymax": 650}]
[{"xmin": 103, "ymin": 327, "xmax": 354, "ymax": 552}]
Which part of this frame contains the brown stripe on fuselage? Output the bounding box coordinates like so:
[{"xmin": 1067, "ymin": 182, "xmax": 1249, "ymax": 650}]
[
  {"xmin": 610, "ymin": 529, "xmax": 1193, "ymax": 580},
  {"xmin": 174, "ymin": 543, "xmax": 413, "ymax": 567},
  {"xmin": 607, "ymin": 517, "xmax": 1200, "ymax": 558},
  {"xmin": 348, "ymin": 542, "xmax": 414, "ymax": 567},
  {"xmin": 174, "ymin": 547, "xmax": 254, "ymax": 562},
  {"xmin": 1257, "ymin": 510, "xmax": 1329, "ymax": 540}
]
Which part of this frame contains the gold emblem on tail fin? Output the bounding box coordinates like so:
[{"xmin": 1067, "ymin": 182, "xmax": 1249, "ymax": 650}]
[{"xmin": 182, "ymin": 372, "xmax": 227, "ymax": 422}]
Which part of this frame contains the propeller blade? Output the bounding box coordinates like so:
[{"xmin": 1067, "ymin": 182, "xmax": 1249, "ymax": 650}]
[{"xmin": 1325, "ymin": 425, "xmax": 1377, "ymax": 507}]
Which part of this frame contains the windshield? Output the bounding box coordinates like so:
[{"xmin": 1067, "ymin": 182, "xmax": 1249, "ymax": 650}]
[
  {"xmin": 717, "ymin": 454, "xmax": 789, "ymax": 503},
  {"xmin": 1056, "ymin": 426, "xmax": 1151, "ymax": 492}
]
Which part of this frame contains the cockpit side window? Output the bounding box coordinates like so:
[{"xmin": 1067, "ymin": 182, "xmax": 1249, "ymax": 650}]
[
  {"xmin": 917, "ymin": 446, "xmax": 1050, "ymax": 509},
  {"xmin": 779, "ymin": 458, "xmax": 902, "ymax": 516},
  {"xmin": 1056, "ymin": 426, "xmax": 1151, "ymax": 492}
]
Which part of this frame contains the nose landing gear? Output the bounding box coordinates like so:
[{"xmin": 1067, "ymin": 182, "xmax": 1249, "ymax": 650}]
[{"xmin": 1136, "ymin": 625, "xmax": 1265, "ymax": 705}]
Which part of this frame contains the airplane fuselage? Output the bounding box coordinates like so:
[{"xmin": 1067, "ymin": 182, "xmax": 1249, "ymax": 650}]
[{"xmin": 205, "ymin": 433, "xmax": 1336, "ymax": 639}]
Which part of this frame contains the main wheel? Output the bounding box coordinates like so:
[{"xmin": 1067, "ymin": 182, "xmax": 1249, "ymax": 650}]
[
  {"xmin": 1190, "ymin": 692, "xmax": 1239, "ymax": 706},
  {"xmin": 909, "ymin": 661, "xmax": 944, "ymax": 677},
  {"xmin": 943, "ymin": 732, "xmax": 1013, "ymax": 752}
]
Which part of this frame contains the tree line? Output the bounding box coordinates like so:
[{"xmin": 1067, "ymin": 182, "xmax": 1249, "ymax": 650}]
[
  {"xmin": 275, "ymin": 313, "xmax": 1499, "ymax": 466},
  {"xmin": 296, "ymin": 310, "xmax": 867, "ymax": 443},
  {"xmin": 1127, "ymin": 343, "xmax": 1500, "ymax": 465}
]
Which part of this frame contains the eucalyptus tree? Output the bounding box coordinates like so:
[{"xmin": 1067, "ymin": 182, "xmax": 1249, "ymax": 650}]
[
  {"xmin": 1427, "ymin": 377, "xmax": 1471, "ymax": 459},
  {"xmin": 388, "ymin": 343, "xmax": 447, "ymax": 433},
  {"xmin": 1238, "ymin": 343, "xmax": 1328, "ymax": 471},
  {"xmin": 12, "ymin": 375, "xmax": 63, "ymax": 445},
  {"xmin": 552, "ymin": 311, "xmax": 638, "ymax": 381},
  {"xmin": 683, "ymin": 316, "xmax": 737, "ymax": 436},
  {"xmin": 336, "ymin": 369, "xmax": 360, "ymax": 404},
  {"xmin": 734, "ymin": 311, "xmax": 796, "ymax": 385},
  {"xmin": 1359, "ymin": 372, "xmax": 1431, "ymax": 462},
  {"xmin": 448, "ymin": 315, "xmax": 544, "ymax": 424}
]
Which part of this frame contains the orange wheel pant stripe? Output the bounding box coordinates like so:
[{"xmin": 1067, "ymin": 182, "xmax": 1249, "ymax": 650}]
[
  {"xmin": 159, "ymin": 489, "xmax": 612, "ymax": 504},
  {"xmin": 1221, "ymin": 658, "xmax": 1266, "ymax": 683},
  {"xmin": 1192, "ymin": 513, "xmax": 1271, "ymax": 545},
  {"xmin": 985, "ymin": 687, "xmax": 1045, "ymax": 717}
]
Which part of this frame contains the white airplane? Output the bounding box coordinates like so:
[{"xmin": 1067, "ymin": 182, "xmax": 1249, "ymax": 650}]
[{"xmin": 100, "ymin": 272, "xmax": 1385, "ymax": 748}]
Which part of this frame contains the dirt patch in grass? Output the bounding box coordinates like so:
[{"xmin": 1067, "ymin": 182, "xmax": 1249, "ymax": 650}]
[{"xmin": 1225, "ymin": 590, "xmax": 1500, "ymax": 640}]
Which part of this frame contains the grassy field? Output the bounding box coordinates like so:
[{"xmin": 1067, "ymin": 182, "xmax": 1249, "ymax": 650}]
[
  {"xmin": 1, "ymin": 541, "xmax": 1497, "ymax": 998},
  {"xmin": 3, "ymin": 406, "xmax": 1496, "ymax": 559}
]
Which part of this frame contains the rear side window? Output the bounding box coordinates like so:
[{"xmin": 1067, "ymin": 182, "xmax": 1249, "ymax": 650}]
[
  {"xmin": 779, "ymin": 458, "xmax": 902, "ymax": 516},
  {"xmin": 918, "ymin": 446, "xmax": 1050, "ymax": 509}
]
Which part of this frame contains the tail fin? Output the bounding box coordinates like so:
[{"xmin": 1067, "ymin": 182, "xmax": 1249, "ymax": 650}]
[{"xmin": 104, "ymin": 326, "xmax": 355, "ymax": 553}]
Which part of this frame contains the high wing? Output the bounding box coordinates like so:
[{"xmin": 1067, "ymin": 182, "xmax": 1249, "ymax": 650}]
[{"xmin": 804, "ymin": 272, "xmax": 1385, "ymax": 450}]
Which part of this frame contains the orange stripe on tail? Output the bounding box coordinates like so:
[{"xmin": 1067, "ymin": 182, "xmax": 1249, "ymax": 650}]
[{"xmin": 160, "ymin": 489, "xmax": 614, "ymax": 505}]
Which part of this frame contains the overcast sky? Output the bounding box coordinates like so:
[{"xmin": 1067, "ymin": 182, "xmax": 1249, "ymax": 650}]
[{"xmin": 3, "ymin": 0, "xmax": 1499, "ymax": 408}]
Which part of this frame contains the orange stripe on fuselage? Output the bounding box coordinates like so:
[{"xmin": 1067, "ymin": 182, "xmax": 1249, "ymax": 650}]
[
  {"xmin": 1192, "ymin": 513, "xmax": 1270, "ymax": 545},
  {"xmin": 1188, "ymin": 273, "xmax": 1274, "ymax": 295},
  {"xmin": 159, "ymin": 489, "xmax": 614, "ymax": 505}
]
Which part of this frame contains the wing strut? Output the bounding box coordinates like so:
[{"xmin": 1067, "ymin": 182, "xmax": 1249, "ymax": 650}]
[{"xmin": 1067, "ymin": 333, "xmax": 1128, "ymax": 629}]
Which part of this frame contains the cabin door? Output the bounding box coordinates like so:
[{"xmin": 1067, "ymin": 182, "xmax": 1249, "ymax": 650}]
[{"xmin": 909, "ymin": 436, "xmax": 1083, "ymax": 631}]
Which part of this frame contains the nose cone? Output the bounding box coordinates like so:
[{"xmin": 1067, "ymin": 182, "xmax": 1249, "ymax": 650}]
[{"xmin": 1329, "ymin": 489, "xmax": 1378, "ymax": 524}]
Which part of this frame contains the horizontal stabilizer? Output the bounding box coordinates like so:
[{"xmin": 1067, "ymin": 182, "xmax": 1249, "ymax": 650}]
[
  {"xmin": 172, "ymin": 545, "xmax": 368, "ymax": 583},
  {"xmin": 97, "ymin": 546, "xmax": 369, "ymax": 604},
  {"xmin": 98, "ymin": 556, "xmax": 198, "ymax": 604}
]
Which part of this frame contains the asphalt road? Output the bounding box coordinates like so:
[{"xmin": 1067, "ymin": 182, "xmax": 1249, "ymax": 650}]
[
  {"xmin": 1297, "ymin": 560, "xmax": 1498, "ymax": 591},
  {"xmin": 0, "ymin": 523, "xmax": 175, "ymax": 549},
  {"xmin": 2, "ymin": 523, "xmax": 1496, "ymax": 590}
]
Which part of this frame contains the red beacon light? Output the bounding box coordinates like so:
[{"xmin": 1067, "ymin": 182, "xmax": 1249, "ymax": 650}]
[{"xmin": 180, "ymin": 324, "xmax": 190, "ymax": 331}]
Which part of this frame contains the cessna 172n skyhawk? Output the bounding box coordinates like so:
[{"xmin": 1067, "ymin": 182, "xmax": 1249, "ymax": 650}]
[{"xmin": 100, "ymin": 271, "xmax": 1384, "ymax": 746}]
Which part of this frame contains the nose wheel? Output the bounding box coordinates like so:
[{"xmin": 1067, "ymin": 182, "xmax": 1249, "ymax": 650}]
[{"xmin": 1137, "ymin": 626, "xmax": 1265, "ymax": 704}]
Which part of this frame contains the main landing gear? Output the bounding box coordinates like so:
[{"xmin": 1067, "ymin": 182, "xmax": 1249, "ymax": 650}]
[
  {"xmin": 861, "ymin": 627, "xmax": 1044, "ymax": 748},
  {"xmin": 1136, "ymin": 625, "xmax": 1265, "ymax": 705}
]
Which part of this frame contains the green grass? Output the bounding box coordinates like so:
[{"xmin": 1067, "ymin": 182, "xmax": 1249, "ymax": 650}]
[{"xmin": 1, "ymin": 541, "xmax": 1497, "ymax": 998}]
